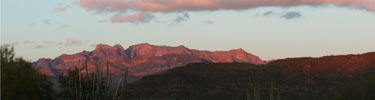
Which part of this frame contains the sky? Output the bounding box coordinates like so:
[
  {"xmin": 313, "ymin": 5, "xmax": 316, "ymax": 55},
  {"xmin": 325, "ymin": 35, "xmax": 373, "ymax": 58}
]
[{"xmin": 1, "ymin": 0, "xmax": 375, "ymax": 61}]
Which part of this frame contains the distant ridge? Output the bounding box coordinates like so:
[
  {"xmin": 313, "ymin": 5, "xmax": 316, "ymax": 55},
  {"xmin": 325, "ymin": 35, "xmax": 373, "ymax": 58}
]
[
  {"xmin": 127, "ymin": 52, "xmax": 375, "ymax": 100},
  {"xmin": 33, "ymin": 43, "xmax": 264, "ymax": 81}
]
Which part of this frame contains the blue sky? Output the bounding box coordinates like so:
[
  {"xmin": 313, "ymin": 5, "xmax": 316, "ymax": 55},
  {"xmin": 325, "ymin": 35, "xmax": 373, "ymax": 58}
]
[{"xmin": 1, "ymin": 0, "xmax": 375, "ymax": 61}]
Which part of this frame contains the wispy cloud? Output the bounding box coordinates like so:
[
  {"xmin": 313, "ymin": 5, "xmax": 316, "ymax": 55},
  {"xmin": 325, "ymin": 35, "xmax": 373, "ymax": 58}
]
[
  {"xmin": 263, "ymin": 11, "xmax": 275, "ymax": 16},
  {"xmin": 111, "ymin": 12, "xmax": 154, "ymax": 23},
  {"xmin": 39, "ymin": 19, "xmax": 72, "ymax": 29},
  {"xmin": 55, "ymin": 3, "xmax": 72, "ymax": 13},
  {"xmin": 23, "ymin": 40, "xmax": 34, "ymax": 44},
  {"xmin": 64, "ymin": 40, "xmax": 83, "ymax": 46},
  {"xmin": 3, "ymin": 42, "xmax": 19, "ymax": 46},
  {"xmin": 79, "ymin": 0, "xmax": 374, "ymax": 12},
  {"xmin": 43, "ymin": 41, "xmax": 56, "ymax": 44},
  {"xmin": 281, "ymin": 12, "xmax": 301, "ymax": 19},
  {"xmin": 259, "ymin": 11, "xmax": 302, "ymax": 20},
  {"xmin": 174, "ymin": 13, "xmax": 190, "ymax": 23},
  {"xmin": 55, "ymin": 40, "xmax": 85, "ymax": 46},
  {"xmin": 78, "ymin": 0, "xmax": 374, "ymax": 24}
]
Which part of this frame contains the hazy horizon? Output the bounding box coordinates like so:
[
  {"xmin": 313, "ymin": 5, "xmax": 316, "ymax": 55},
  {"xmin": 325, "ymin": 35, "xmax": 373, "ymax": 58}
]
[
  {"xmin": 2, "ymin": 42, "xmax": 375, "ymax": 62},
  {"xmin": 2, "ymin": 0, "xmax": 375, "ymax": 61}
]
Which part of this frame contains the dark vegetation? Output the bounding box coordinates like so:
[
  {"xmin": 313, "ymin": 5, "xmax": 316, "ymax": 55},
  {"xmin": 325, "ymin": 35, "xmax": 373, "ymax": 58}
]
[
  {"xmin": 246, "ymin": 80, "xmax": 281, "ymax": 100},
  {"xmin": 57, "ymin": 61, "xmax": 128, "ymax": 100},
  {"xmin": 1, "ymin": 46, "xmax": 56, "ymax": 100},
  {"xmin": 1, "ymin": 46, "xmax": 128, "ymax": 100},
  {"xmin": 1, "ymin": 45, "xmax": 375, "ymax": 100},
  {"xmin": 127, "ymin": 52, "xmax": 375, "ymax": 100}
]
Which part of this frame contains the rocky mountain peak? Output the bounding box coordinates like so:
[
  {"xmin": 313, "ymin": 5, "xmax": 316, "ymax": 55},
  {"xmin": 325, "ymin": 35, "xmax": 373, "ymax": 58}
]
[
  {"xmin": 96, "ymin": 44, "xmax": 113, "ymax": 50},
  {"xmin": 114, "ymin": 44, "xmax": 124, "ymax": 50},
  {"xmin": 229, "ymin": 48, "xmax": 246, "ymax": 53},
  {"xmin": 92, "ymin": 44, "xmax": 126, "ymax": 60},
  {"xmin": 94, "ymin": 44, "xmax": 125, "ymax": 51},
  {"xmin": 129, "ymin": 43, "xmax": 151, "ymax": 48},
  {"xmin": 34, "ymin": 43, "xmax": 265, "ymax": 81},
  {"xmin": 125, "ymin": 43, "xmax": 193, "ymax": 59}
]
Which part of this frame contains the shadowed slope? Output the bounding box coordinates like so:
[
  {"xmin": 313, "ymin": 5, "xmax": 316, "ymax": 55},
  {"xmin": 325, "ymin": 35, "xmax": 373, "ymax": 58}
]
[{"xmin": 127, "ymin": 52, "xmax": 375, "ymax": 100}]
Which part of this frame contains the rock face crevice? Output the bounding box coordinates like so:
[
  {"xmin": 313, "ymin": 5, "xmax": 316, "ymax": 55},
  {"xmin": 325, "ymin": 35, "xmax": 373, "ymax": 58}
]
[{"xmin": 33, "ymin": 43, "xmax": 264, "ymax": 81}]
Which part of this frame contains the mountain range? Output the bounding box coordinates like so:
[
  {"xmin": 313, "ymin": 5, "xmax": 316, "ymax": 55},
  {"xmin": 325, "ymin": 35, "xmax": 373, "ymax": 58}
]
[
  {"xmin": 31, "ymin": 43, "xmax": 375, "ymax": 99},
  {"xmin": 127, "ymin": 52, "xmax": 375, "ymax": 100},
  {"xmin": 33, "ymin": 43, "xmax": 264, "ymax": 81}
]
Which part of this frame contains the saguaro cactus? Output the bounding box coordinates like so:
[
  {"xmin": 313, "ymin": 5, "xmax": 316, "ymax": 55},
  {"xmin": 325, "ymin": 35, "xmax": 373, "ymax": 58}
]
[
  {"xmin": 246, "ymin": 80, "xmax": 280, "ymax": 100},
  {"xmin": 58, "ymin": 61, "xmax": 128, "ymax": 100}
]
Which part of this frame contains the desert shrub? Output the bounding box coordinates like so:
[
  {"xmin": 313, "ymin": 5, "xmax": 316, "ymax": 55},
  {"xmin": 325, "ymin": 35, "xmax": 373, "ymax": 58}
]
[
  {"xmin": 57, "ymin": 61, "xmax": 128, "ymax": 100},
  {"xmin": 330, "ymin": 69, "xmax": 375, "ymax": 100},
  {"xmin": 1, "ymin": 46, "xmax": 56, "ymax": 100},
  {"xmin": 246, "ymin": 80, "xmax": 280, "ymax": 100}
]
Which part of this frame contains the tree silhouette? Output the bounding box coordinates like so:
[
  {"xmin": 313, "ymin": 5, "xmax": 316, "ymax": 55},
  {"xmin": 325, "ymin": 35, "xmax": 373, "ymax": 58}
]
[{"xmin": 1, "ymin": 46, "xmax": 56, "ymax": 100}]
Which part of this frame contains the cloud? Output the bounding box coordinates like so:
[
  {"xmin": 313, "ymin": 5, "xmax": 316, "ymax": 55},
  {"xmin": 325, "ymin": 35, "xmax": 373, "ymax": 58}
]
[
  {"xmin": 263, "ymin": 11, "xmax": 275, "ymax": 16},
  {"xmin": 281, "ymin": 11, "xmax": 301, "ymax": 19},
  {"xmin": 3, "ymin": 42, "xmax": 19, "ymax": 47},
  {"xmin": 55, "ymin": 3, "xmax": 72, "ymax": 12},
  {"xmin": 174, "ymin": 13, "xmax": 190, "ymax": 23},
  {"xmin": 64, "ymin": 40, "xmax": 83, "ymax": 46},
  {"xmin": 44, "ymin": 41, "xmax": 56, "ymax": 44},
  {"xmin": 77, "ymin": 0, "xmax": 374, "ymax": 24},
  {"xmin": 111, "ymin": 12, "xmax": 154, "ymax": 23},
  {"xmin": 79, "ymin": 0, "xmax": 375, "ymax": 13},
  {"xmin": 259, "ymin": 11, "xmax": 302, "ymax": 20},
  {"xmin": 23, "ymin": 40, "xmax": 33, "ymax": 44}
]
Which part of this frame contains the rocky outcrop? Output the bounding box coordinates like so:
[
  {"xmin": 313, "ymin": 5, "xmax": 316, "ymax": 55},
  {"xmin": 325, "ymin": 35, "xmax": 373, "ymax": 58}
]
[{"xmin": 33, "ymin": 43, "xmax": 264, "ymax": 81}]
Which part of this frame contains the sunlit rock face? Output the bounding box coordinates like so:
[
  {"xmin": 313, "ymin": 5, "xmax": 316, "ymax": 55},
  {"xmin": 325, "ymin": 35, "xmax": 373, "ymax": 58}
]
[
  {"xmin": 33, "ymin": 43, "xmax": 264, "ymax": 81},
  {"xmin": 125, "ymin": 43, "xmax": 192, "ymax": 59}
]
